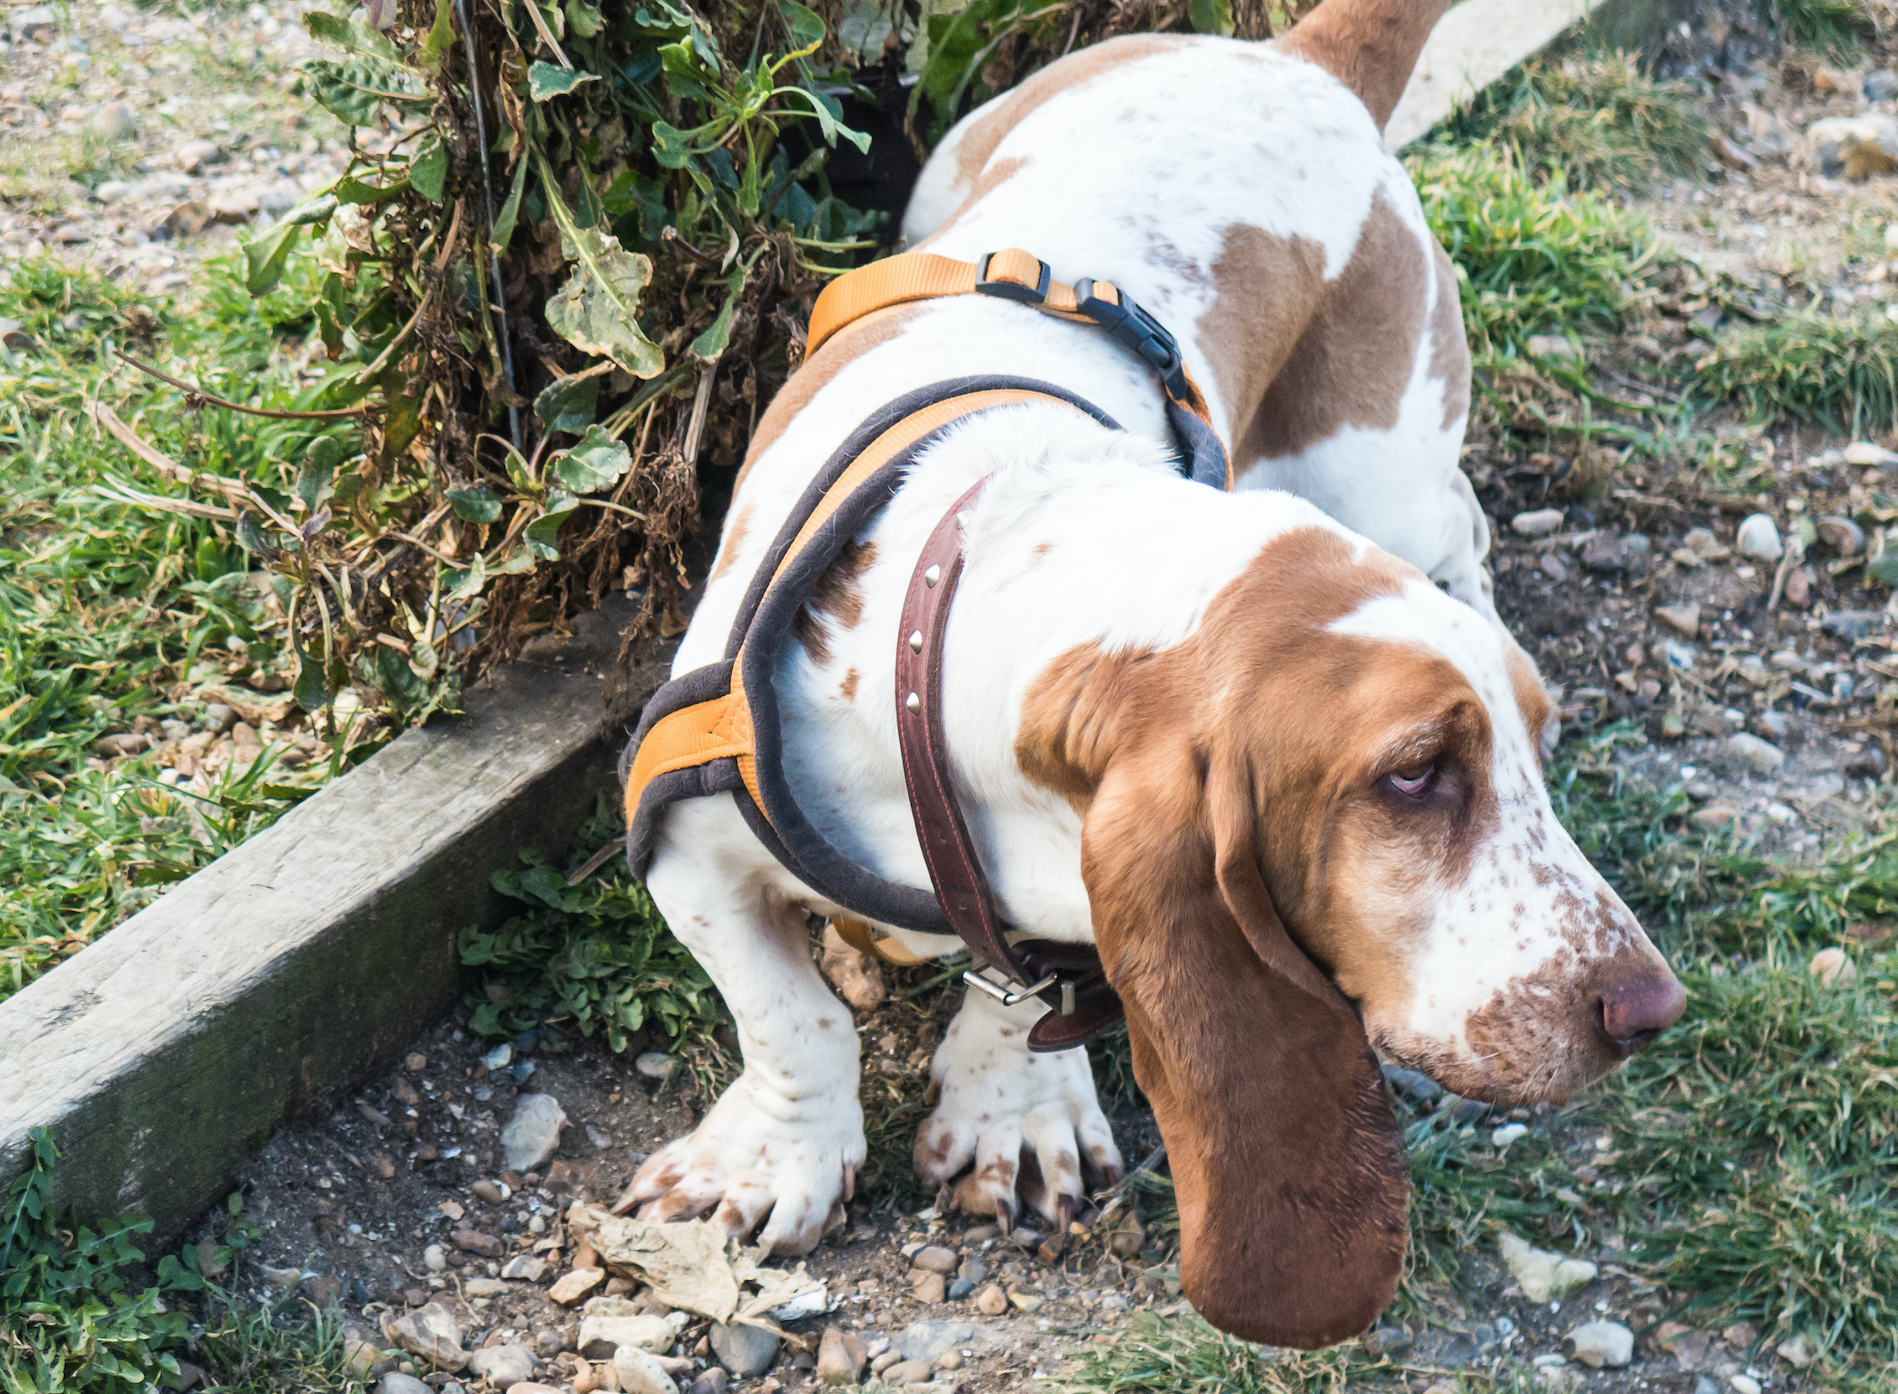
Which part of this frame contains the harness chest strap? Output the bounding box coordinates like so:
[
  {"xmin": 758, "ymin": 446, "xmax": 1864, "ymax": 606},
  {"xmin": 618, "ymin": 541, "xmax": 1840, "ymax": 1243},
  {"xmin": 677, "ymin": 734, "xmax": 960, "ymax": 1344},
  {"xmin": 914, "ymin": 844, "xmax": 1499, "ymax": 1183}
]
[{"xmin": 808, "ymin": 248, "xmax": 1231, "ymax": 491}]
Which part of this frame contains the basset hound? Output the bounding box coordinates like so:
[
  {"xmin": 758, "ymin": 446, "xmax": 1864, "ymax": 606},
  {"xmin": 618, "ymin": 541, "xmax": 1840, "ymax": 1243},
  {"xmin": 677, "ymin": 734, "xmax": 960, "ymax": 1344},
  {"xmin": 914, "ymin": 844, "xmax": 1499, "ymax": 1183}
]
[{"xmin": 614, "ymin": 0, "xmax": 1684, "ymax": 1349}]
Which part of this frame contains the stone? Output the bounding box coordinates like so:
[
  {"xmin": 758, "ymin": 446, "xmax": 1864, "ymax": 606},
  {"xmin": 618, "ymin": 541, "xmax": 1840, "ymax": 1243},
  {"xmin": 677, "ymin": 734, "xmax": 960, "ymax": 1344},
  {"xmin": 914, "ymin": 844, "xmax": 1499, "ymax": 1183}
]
[
  {"xmin": 1580, "ymin": 532, "xmax": 1635, "ymax": 573},
  {"xmin": 550, "ymin": 1268, "xmax": 606, "ymax": 1304},
  {"xmin": 1823, "ymin": 610, "xmax": 1882, "ymax": 640},
  {"xmin": 710, "ymin": 1322, "xmax": 778, "ymax": 1377},
  {"xmin": 946, "ymin": 1277, "xmax": 973, "ymax": 1299},
  {"xmin": 818, "ymin": 922, "xmax": 888, "ymax": 1009},
  {"xmin": 175, "ymin": 138, "xmax": 221, "ymax": 175},
  {"xmin": 1526, "ymin": 334, "xmax": 1581, "ymax": 361},
  {"xmin": 1722, "ymin": 1322, "xmax": 1758, "ymax": 1349},
  {"xmin": 1730, "ymin": 1378, "xmax": 1762, "ymax": 1394},
  {"xmin": 381, "ymin": 1303, "xmax": 468, "ymax": 1372},
  {"xmin": 912, "ymin": 1244, "xmax": 959, "ymax": 1274},
  {"xmin": 1511, "ymin": 508, "xmax": 1565, "ymax": 537},
  {"xmin": 509, "ymin": 1387, "xmax": 564, "ymax": 1394},
  {"xmin": 1568, "ymin": 1320, "xmax": 1633, "ymax": 1368},
  {"xmin": 690, "ymin": 1371, "xmax": 729, "ymax": 1394},
  {"xmin": 90, "ymin": 102, "xmax": 137, "ymax": 141},
  {"xmin": 881, "ymin": 1360, "xmax": 932, "ymax": 1385},
  {"xmin": 816, "ymin": 1327, "xmax": 868, "ymax": 1385},
  {"xmin": 406, "ymin": 1053, "xmax": 428, "ymax": 1071},
  {"xmin": 1490, "ymin": 1122, "xmax": 1528, "ymax": 1148},
  {"xmin": 1783, "ymin": 567, "xmax": 1812, "ymax": 608},
  {"xmin": 1817, "ymin": 516, "xmax": 1865, "ymax": 555},
  {"xmin": 1539, "ymin": 552, "xmax": 1568, "ymax": 582},
  {"xmin": 1655, "ymin": 603, "xmax": 1700, "ymax": 639},
  {"xmin": 501, "ymin": 1094, "xmax": 569, "ymax": 1173},
  {"xmin": 471, "ymin": 1178, "xmax": 505, "ymax": 1204},
  {"xmin": 468, "ymin": 1345, "xmax": 537, "ymax": 1387},
  {"xmin": 634, "ymin": 1052, "xmax": 677, "ymax": 1079},
  {"xmin": 1381, "ymin": 1063, "xmax": 1440, "ymax": 1101},
  {"xmin": 376, "ymin": 1376, "xmax": 433, "ymax": 1394},
  {"xmin": 1808, "ymin": 114, "xmax": 1898, "ymax": 180},
  {"xmin": 14, "ymin": 7, "xmax": 58, "ymax": 40},
  {"xmin": 465, "ymin": 1277, "xmax": 509, "ymax": 1297},
  {"xmin": 909, "ymin": 1271, "xmax": 946, "ymax": 1303},
  {"xmin": 1498, "ymin": 1233, "xmax": 1596, "ymax": 1303},
  {"xmin": 1683, "ymin": 527, "xmax": 1725, "ymax": 557},
  {"xmin": 1735, "ymin": 514, "xmax": 1782, "ymax": 561},
  {"xmin": 579, "ymin": 1315, "xmax": 676, "ymax": 1360},
  {"xmin": 613, "ymin": 1346, "xmax": 682, "ymax": 1394},
  {"xmin": 1726, "ymin": 732, "xmax": 1785, "ymax": 772},
  {"xmin": 0, "ymin": 318, "xmax": 37, "ymax": 353},
  {"xmin": 1658, "ymin": 1326, "xmax": 1711, "ymax": 1369},
  {"xmin": 1844, "ymin": 440, "xmax": 1898, "ymax": 467},
  {"xmin": 1690, "ymin": 805, "xmax": 1738, "ymax": 829},
  {"xmin": 1775, "ymin": 1334, "xmax": 1815, "ymax": 1367},
  {"xmin": 1847, "ymin": 745, "xmax": 1888, "ymax": 779},
  {"xmin": 1809, "ymin": 946, "xmax": 1858, "ymax": 988},
  {"xmin": 452, "ymin": 1229, "xmax": 503, "ymax": 1257},
  {"xmin": 1867, "ymin": 68, "xmax": 1898, "ymax": 101},
  {"xmin": 974, "ymin": 1283, "xmax": 1007, "ymax": 1315},
  {"xmin": 501, "ymin": 1255, "xmax": 546, "ymax": 1281},
  {"xmin": 892, "ymin": 1321, "xmax": 974, "ymax": 1365}
]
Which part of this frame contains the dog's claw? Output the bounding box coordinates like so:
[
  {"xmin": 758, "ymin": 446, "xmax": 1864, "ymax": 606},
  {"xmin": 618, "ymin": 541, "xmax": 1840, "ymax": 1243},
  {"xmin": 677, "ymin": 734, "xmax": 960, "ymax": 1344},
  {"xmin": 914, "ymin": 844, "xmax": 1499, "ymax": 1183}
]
[
  {"xmin": 1055, "ymin": 1193, "xmax": 1079, "ymax": 1231},
  {"xmin": 610, "ymin": 1180, "xmax": 640, "ymax": 1216},
  {"xmin": 995, "ymin": 1197, "xmax": 1017, "ymax": 1235}
]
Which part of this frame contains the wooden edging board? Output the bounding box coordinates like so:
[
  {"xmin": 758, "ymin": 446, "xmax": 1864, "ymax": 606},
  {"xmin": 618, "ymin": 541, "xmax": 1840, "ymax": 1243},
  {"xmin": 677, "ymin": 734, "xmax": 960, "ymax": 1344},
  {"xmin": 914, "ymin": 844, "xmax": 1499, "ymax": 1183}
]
[
  {"xmin": 0, "ymin": 594, "xmax": 676, "ymax": 1239},
  {"xmin": 1, "ymin": 0, "xmax": 1695, "ymax": 1243}
]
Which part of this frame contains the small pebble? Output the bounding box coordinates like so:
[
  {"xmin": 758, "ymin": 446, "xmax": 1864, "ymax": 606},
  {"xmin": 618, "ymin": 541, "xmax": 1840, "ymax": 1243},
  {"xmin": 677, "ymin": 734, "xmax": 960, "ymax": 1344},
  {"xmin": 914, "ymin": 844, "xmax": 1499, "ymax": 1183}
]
[
  {"xmin": 635, "ymin": 1051, "xmax": 678, "ymax": 1079},
  {"xmin": 1735, "ymin": 513, "xmax": 1782, "ymax": 561},
  {"xmin": 1511, "ymin": 508, "xmax": 1565, "ymax": 538}
]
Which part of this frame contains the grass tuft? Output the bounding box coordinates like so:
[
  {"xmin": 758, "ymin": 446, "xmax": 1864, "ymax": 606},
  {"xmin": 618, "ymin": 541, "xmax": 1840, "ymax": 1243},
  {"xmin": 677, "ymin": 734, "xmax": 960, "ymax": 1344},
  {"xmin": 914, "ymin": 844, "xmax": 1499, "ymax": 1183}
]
[
  {"xmin": 1408, "ymin": 140, "xmax": 1660, "ymax": 356},
  {"xmin": 1694, "ymin": 310, "xmax": 1898, "ymax": 437},
  {"xmin": 1452, "ymin": 50, "xmax": 1707, "ymax": 196}
]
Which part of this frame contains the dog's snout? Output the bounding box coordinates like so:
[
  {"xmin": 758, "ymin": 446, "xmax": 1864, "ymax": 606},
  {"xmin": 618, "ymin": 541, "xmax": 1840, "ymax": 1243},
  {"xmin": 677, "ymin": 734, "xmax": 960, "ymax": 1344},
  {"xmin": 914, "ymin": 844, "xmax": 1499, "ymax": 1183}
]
[{"xmin": 1593, "ymin": 972, "xmax": 1686, "ymax": 1055}]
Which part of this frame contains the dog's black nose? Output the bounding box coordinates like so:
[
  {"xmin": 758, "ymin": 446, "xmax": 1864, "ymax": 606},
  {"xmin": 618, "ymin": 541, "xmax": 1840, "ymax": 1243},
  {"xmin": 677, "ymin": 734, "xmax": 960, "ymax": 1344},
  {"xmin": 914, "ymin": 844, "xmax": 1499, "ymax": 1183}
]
[{"xmin": 1594, "ymin": 974, "xmax": 1686, "ymax": 1055}]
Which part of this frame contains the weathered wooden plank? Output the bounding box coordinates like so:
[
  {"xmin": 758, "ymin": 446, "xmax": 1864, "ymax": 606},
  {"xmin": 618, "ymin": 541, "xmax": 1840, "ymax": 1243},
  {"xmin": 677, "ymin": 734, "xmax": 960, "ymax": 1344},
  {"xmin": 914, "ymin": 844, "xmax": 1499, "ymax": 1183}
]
[{"xmin": 0, "ymin": 595, "xmax": 673, "ymax": 1239}]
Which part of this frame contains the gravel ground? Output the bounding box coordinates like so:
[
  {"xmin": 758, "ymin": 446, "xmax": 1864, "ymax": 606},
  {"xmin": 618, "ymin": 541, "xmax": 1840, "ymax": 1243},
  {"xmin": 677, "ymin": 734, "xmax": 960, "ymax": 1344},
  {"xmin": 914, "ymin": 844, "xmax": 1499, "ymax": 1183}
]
[{"xmin": 12, "ymin": 4, "xmax": 1894, "ymax": 1391}]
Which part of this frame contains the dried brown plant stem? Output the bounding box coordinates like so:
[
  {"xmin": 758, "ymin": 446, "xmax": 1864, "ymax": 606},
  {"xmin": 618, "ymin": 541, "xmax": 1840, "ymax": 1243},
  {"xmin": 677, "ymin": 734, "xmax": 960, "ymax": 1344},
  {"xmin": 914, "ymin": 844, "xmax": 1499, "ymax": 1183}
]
[{"xmin": 115, "ymin": 351, "xmax": 368, "ymax": 420}]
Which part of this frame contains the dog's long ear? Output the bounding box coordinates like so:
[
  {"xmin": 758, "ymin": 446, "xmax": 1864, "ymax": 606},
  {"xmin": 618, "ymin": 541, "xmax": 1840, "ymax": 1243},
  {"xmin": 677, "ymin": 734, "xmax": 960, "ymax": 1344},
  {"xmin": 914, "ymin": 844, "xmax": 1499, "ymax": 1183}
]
[
  {"xmin": 1082, "ymin": 738, "xmax": 1408, "ymax": 1349},
  {"xmin": 1277, "ymin": 0, "xmax": 1447, "ymax": 132}
]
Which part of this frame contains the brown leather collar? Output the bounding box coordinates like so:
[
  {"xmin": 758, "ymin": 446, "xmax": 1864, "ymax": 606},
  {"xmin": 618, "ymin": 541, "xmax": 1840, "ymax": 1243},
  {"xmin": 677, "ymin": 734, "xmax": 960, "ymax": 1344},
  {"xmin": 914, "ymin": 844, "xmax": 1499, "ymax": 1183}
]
[{"xmin": 895, "ymin": 479, "xmax": 1122, "ymax": 1051}]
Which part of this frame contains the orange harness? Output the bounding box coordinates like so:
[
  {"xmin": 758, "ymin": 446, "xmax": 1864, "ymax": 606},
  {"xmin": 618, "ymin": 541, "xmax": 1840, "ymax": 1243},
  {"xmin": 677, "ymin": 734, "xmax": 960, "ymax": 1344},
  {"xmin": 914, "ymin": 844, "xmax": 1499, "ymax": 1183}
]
[{"xmin": 620, "ymin": 250, "xmax": 1231, "ymax": 1041}]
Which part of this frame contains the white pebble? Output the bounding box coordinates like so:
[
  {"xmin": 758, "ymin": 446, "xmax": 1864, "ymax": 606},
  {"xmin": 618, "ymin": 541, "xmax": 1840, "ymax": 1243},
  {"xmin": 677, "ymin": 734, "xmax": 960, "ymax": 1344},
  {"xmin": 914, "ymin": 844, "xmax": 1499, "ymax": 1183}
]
[{"xmin": 1735, "ymin": 513, "xmax": 1782, "ymax": 561}]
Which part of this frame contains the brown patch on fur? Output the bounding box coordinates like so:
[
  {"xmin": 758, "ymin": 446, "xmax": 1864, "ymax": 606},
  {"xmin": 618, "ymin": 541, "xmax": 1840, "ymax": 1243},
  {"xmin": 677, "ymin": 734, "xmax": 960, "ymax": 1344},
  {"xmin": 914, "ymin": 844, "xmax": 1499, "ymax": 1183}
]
[
  {"xmin": 736, "ymin": 307, "xmax": 926, "ymax": 491},
  {"xmin": 947, "ymin": 34, "xmax": 1190, "ymax": 191},
  {"xmin": 1506, "ymin": 645, "xmax": 1553, "ymax": 766},
  {"xmin": 1195, "ymin": 225, "xmax": 1330, "ymax": 443},
  {"xmin": 793, "ymin": 540, "xmax": 877, "ymax": 668},
  {"xmin": 710, "ymin": 504, "xmax": 752, "ymax": 583},
  {"xmin": 1276, "ymin": 0, "xmax": 1449, "ymax": 130},
  {"xmin": 1426, "ymin": 243, "xmax": 1471, "ymax": 432},
  {"xmin": 1230, "ymin": 192, "xmax": 1429, "ymax": 468},
  {"xmin": 839, "ymin": 667, "xmax": 859, "ymax": 702}
]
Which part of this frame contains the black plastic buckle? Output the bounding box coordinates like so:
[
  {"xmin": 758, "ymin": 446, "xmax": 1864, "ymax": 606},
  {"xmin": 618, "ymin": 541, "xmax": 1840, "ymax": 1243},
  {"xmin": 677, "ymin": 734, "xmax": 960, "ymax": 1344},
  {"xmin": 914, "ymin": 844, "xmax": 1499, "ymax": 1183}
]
[
  {"xmin": 976, "ymin": 252, "xmax": 1052, "ymax": 305},
  {"xmin": 1072, "ymin": 279, "xmax": 1190, "ymax": 400}
]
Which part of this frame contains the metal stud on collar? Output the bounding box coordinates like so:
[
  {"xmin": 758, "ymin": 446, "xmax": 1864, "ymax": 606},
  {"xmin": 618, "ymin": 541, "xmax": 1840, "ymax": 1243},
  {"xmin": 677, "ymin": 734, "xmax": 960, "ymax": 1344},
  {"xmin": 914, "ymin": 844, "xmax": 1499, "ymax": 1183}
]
[
  {"xmin": 905, "ymin": 692, "xmax": 921, "ymax": 713},
  {"xmin": 908, "ymin": 631, "xmax": 924, "ymax": 652},
  {"xmin": 923, "ymin": 565, "xmax": 941, "ymax": 587}
]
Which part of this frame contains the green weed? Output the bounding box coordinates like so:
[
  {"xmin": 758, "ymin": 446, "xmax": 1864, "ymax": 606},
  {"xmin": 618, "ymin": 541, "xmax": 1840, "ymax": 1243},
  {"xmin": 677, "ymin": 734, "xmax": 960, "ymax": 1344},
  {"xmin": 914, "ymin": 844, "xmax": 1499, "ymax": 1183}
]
[
  {"xmin": 1776, "ymin": 0, "xmax": 1880, "ymax": 53},
  {"xmin": 458, "ymin": 798, "xmax": 724, "ymax": 1052},
  {"xmin": 0, "ymin": 257, "xmax": 346, "ymax": 1000},
  {"xmin": 1408, "ymin": 139, "xmax": 1660, "ymax": 356},
  {"xmin": 1450, "ymin": 50, "xmax": 1707, "ymax": 196},
  {"xmin": 1694, "ymin": 310, "xmax": 1898, "ymax": 437},
  {"xmin": 1053, "ymin": 1311, "xmax": 1394, "ymax": 1393}
]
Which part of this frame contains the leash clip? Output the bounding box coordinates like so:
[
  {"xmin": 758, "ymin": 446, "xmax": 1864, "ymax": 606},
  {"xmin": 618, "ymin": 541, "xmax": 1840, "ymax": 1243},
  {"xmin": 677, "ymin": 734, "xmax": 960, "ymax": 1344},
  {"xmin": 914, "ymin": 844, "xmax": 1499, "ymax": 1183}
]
[
  {"xmin": 1072, "ymin": 279, "xmax": 1190, "ymax": 400},
  {"xmin": 962, "ymin": 965, "xmax": 1076, "ymax": 1015},
  {"xmin": 976, "ymin": 250, "xmax": 1053, "ymax": 305}
]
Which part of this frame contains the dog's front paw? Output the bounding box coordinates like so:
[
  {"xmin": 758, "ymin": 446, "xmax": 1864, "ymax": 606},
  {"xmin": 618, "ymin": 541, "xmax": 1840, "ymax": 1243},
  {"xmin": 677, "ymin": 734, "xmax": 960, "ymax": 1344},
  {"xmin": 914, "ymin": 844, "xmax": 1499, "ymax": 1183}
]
[
  {"xmin": 615, "ymin": 1071, "xmax": 866, "ymax": 1255},
  {"xmin": 914, "ymin": 993, "xmax": 1123, "ymax": 1229}
]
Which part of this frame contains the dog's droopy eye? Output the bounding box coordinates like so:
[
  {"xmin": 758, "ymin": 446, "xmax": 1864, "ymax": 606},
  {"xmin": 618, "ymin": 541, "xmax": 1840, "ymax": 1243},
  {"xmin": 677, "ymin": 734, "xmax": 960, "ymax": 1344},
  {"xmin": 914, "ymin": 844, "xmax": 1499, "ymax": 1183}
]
[{"xmin": 1389, "ymin": 765, "xmax": 1434, "ymax": 798}]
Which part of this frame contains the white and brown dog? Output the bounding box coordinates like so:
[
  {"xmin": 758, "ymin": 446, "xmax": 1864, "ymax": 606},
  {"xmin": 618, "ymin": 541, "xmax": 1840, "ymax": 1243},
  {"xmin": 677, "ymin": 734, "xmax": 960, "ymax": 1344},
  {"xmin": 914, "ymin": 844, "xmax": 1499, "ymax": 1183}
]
[{"xmin": 617, "ymin": 0, "xmax": 1684, "ymax": 1347}]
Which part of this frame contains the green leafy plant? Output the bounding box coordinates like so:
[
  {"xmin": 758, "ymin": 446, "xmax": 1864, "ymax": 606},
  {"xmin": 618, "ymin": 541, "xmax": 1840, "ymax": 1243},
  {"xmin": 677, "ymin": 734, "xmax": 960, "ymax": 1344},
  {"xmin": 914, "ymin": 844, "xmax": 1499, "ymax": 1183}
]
[
  {"xmin": 460, "ymin": 799, "xmax": 723, "ymax": 1050},
  {"xmin": 0, "ymin": 1129, "xmax": 188, "ymax": 1392},
  {"xmin": 1694, "ymin": 310, "xmax": 1898, "ymax": 438}
]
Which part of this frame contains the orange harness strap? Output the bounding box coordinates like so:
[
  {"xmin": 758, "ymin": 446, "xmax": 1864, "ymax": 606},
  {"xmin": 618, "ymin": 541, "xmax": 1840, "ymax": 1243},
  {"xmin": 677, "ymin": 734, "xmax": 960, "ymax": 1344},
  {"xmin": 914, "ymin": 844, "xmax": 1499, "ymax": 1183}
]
[
  {"xmin": 807, "ymin": 247, "xmax": 1226, "ymax": 486},
  {"xmin": 624, "ymin": 386, "xmax": 1088, "ymax": 838}
]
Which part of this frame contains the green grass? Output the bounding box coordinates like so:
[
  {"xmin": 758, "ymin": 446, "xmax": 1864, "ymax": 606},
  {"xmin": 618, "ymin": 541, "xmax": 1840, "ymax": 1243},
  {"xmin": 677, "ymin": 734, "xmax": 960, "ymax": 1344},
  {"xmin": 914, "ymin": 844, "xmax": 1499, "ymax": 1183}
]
[
  {"xmin": 0, "ymin": 255, "xmax": 357, "ymax": 999},
  {"xmin": 1449, "ymin": 49, "xmax": 1707, "ymax": 196},
  {"xmin": 1408, "ymin": 138, "xmax": 1661, "ymax": 357},
  {"xmin": 1777, "ymin": 0, "xmax": 1880, "ymax": 53},
  {"xmin": 1694, "ymin": 310, "xmax": 1898, "ymax": 438}
]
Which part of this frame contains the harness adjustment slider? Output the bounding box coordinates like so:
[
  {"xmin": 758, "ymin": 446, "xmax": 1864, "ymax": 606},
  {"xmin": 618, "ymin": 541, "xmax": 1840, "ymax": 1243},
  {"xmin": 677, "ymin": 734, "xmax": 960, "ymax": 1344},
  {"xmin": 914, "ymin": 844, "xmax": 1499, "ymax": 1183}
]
[
  {"xmin": 1072, "ymin": 278, "xmax": 1191, "ymax": 400},
  {"xmin": 976, "ymin": 250, "xmax": 1053, "ymax": 305}
]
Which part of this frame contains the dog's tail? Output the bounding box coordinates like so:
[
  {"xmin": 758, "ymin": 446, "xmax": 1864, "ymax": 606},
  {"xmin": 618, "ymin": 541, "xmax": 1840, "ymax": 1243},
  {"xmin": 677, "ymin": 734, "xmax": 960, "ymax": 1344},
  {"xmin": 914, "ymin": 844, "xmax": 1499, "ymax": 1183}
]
[{"xmin": 1276, "ymin": 0, "xmax": 1446, "ymax": 132}]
